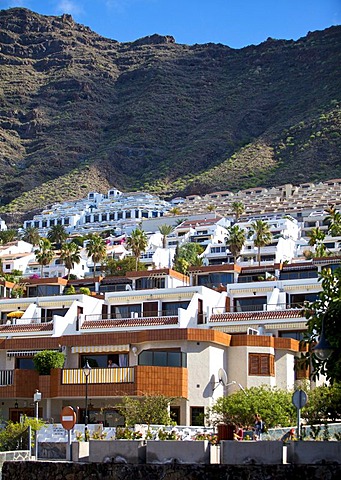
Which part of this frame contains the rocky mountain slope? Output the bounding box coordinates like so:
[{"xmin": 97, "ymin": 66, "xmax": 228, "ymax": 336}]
[{"xmin": 0, "ymin": 8, "xmax": 340, "ymax": 216}]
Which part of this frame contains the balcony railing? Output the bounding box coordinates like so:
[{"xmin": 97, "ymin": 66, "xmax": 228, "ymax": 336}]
[
  {"xmin": 0, "ymin": 369, "xmax": 14, "ymax": 386},
  {"xmin": 85, "ymin": 310, "xmax": 179, "ymax": 321},
  {"xmin": 212, "ymin": 302, "xmax": 305, "ymax": 314},
  {"xmin": 62, "ymin": 367, "xmax": 134, "ymax": 385}
]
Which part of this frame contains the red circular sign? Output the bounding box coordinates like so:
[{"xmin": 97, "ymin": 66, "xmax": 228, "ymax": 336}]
[{"xmin": 61, "ymin": 406, "xmax": 76, "ymax": 430}]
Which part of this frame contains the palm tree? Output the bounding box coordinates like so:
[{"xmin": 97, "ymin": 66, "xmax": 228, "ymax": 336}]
[
  {"xmin": 34, "ymin": 238, "xmax": 54, "ymax": 277},
  {"xmin": 0, "ymin": 229, "xmax": 17, "ymax": 245},
  {"xmin": 21, "ymin": 226, "xmax": 40, "ymax": 245},
  {"xmin": 126, "ymin": 228, "xmax": 148, "ymax": 271},
  {"xmin": 59, "ymin": 242, "xmax": 81, "ymax": 279},
  {"xmin": 307, "ymin": 227, "xmax": 328, "ymax": 258},
  {"xmin": 325, "ymin": 205, "xmax": 341, "ymax": 237},
  {"xmin": 47, "ymin": 224, "xmax": 68, "ymax": 248},
  {"xmin": 225, "ymin": 225, "xmax": 246, "ymax": 264},
  {"xmin": 169, "ymin": 207, "xmax": 181, "ymax": 216},
  {"xmin": 250, "ymin": 219, "xmax": 272, "ymax": 266},
  {"xmin": 158, "ymin": 224, "xmax": 174, "ymax": 248},
  {"xmin": 86, "ymin": 234, "xmax": 107, "ymax": 277},
  {"xmin": 231, "ymin": 201, "xmax": 245, "ymax": 222}
]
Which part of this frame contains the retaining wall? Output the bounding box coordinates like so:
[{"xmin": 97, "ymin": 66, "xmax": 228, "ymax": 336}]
[{"xmin": 2, "ymin": 461, "xmax": 341, "ymax": 480}]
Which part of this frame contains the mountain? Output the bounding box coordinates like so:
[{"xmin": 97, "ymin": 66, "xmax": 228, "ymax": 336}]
[{"xmin": 0, "ymin": 8, "xmax": 340, "ymax": 218}]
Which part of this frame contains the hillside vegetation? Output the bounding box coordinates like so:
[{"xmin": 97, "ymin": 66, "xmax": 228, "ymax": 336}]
[{"xmin": 0, "ymin": 8, "xmax": 340, "ymax": 216}]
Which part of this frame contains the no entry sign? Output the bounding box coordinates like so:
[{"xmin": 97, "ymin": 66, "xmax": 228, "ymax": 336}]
[{"xmin": 61, "ymin": 406, "xmax": 76, "ymax": 430}]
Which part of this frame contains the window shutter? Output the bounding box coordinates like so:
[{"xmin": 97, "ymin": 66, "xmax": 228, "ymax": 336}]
[{"xmin": 249, "ymin": 354, "xmax": 259, "ymax": 375}]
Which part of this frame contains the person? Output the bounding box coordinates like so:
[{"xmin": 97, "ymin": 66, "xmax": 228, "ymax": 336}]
[
  {"xmin": 280, "ymin": 428, "xmax": 295, "ymax": 442},
  {"xmin": 253, "ymin": 413, "xmax": 263, "ymax": 441},
  {"xmin": 107, "ymin": 359, "xmax": 118, "ymax": 367},
  {"xmin": 234, "ymin": 423, "xmax": 244, "ymax": 441}
]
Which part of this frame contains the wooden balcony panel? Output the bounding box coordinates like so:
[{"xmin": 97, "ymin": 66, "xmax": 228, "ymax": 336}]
[
  {"xmin": 0, "ymin": 369, "xmax": 40, "ymax": 398},
  {"xmin": 135, "ymin": 366, "xmax": 188, "ymax": 398}
]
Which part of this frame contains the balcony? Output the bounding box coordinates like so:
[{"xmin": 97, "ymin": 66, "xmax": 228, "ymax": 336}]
[
  {"xmin": 1, "ymin": 366, "xmax": 188, "ymax": 399},
  {"xmin": 82, "ymin": 312, "xmax": 179, "ymax": 330}
]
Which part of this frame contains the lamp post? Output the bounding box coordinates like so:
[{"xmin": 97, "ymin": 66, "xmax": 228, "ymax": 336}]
[
  {"xmin": 83, "ymin": 360, "xmax": 91, "ymax": 441},
  {"xmin": 33, "ymin": 389, "xmax": 41, "ymax": 459},
  {"xmin": 313, "ymin": 315, "xmax": 333, "ymax": 361}
]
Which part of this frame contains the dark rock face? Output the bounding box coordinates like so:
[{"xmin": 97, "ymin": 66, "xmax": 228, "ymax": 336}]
[
  {"xmin": 2, "ymin": 461, "xmax": 341, "ymax": 480},
  {"xmin": 0, "ymin": 8, "xmax": 340, "ymax": 213}
]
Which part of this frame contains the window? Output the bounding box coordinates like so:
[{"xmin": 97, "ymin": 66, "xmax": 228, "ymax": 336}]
[
  {"xmin": 16, "ymin": 358, "xmax": 35, "ymax": 370},
  {"xmin": 191, "ymin": 407, "xmax": 204, "ymax": 426},
  {"xmin": 113, "ymin": 304, "xmax": 141, "ymax": 319},
  {"xmin": 162, "ymin": 301, "xmax": 189, "ymax": 316},
  {"xmin": 234, "ymin": 297, "xmax": 267, "ymax": 312},
  {"xmin": 139, "ymin": 349, "xmax": 186, "ymax": 368},
  {"xmin": 249, "ymin": 353, "xmax": 274, "ymax": 376},
  {"xmin": 5, "ymin": 264, "xmax": 10, "ymax": 270}
]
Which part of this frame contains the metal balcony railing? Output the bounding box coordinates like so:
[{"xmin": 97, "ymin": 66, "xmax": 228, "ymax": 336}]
[
  {"xmin": 85, "ymin": 310, "xmax": 179, "ymax": 321},
  {"xmin": 212, "ymin": 302, "xmax": 305, "ymax": 314},
  {"xmin": 0, "ymin": 369, "xmax": 14, "ymax": 386}
]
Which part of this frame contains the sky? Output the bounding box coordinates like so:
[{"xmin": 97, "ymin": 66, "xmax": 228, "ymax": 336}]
[{"xmin": 0, "ymin": 0, "xmax": 340, "ymax": 48}]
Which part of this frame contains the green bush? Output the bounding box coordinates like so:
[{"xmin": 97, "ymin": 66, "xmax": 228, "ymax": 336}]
[{"xmin": 33, "ymin": 350, "xmax": 65, "ymax": 375}]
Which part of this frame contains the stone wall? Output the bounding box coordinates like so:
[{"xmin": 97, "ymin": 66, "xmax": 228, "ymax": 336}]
[{"xmin": 2, "ymin": 461, "xmax": 341, "ymax": 480}]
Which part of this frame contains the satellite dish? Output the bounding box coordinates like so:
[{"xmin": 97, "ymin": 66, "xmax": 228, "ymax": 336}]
[
  {"xmin": 218, "ymin": 368, "xmax": 228, "ymax": 387},
  {"xmin": 212, "ymin": 368, "xmax": 228, "ymax": 391}
]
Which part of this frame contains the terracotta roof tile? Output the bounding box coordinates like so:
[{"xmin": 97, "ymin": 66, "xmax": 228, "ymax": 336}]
[
  {"xmin": 81, "ymin": 316, "xmax": 178, "ymax": 329},
  {"xmin": 0, "ymin": 322, "xmax": 54, "ymax": 333},
  {"xmin": 210, "ymin": 310, "xmax": 304, "ymax": 323}
]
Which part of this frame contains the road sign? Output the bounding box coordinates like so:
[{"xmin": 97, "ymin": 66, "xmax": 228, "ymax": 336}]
[
  {"xmin": 292, "ymin": 389, "xmax": 308, "ymax": 409},
  {"xmin": 61, "ymin": 406, "xmax": 76, "ymax": 431}
]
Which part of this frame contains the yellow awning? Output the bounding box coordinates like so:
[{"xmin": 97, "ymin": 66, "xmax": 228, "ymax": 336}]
[{"xmin": 71, "ymin": 344, "xmax": 130, "ymax": 354}]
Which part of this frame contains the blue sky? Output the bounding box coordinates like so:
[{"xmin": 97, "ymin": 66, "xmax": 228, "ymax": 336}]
[{"xmin": 1, "ymin": 0, "xmax": 340, "ymax": 48}]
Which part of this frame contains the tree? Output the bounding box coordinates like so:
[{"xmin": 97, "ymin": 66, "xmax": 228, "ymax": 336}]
[
  {"xmin": 173, "ymin": 242, "xmax": 204, "ymax": 275},
  {"xmin": 21, "ymin": 226, "xmax": 40, "ymax": 245},
  {"xmin": 249, "ymin": 219, "xmax": 272, "ymax": 265},
  {"xmin": 104, "ymin": 257, "xmax": 144, "ymax": 276},
  {"xmin": 231, "ymin": 201, "xmax": 245, "ymax": 222},
  {"xmin": 86, "ymin": 234, "xmax": 107, "ymax": 277},
  {"xmin": 303, "ymin": 267, "xmax": 341, "ymax": 383},
  {"xmin": 59, "ymin": 242, "xmax": 81, "ymax": 280},
  {"xmin": 0, "ymin": 229, "xmax": 17, "ymax": 244},
  {"xmin": 158, "ymin": 224, "xmax": 174, "ymax": 248},
  {"xmin": 325, "ymin": 205, "xmax": 341, "ymax": 237},
  {"xmin": 208, "ymin": 386, "xmax": 296, "ymax": 428},
  {"xmin": 0, "ymin": 416, "xmax": 45, "ymax": 452},
  {"xmin": 169, "ymin": 207, "xmax": 181, "ymax": 216},
  {"xmin": 302, "ymin": 383, "xmax": 341, "ymax": 425},
  {"xmin": 225, "ymin": 225, "xmax": 246, "ymax": 264},
  {"xmin": 307, "ymin": 226, "xmax": 328, "ymax": 258},
  {"xmin": 116, "ymin": 395, "xmax": 173, "ymax": 427},
  {"xmin": 34, "ymin": 238, "xmax": 54, "ymax": 277},
  {"xmin": 126, "ymin": 228, "xmax": 148, "ymax": 271},
  {"xmin": 33, "ymin": 350, "xmax": 65, "ymax": 375},
  {"xmin": 47, "ymin": 224, "xmax": 68, "ymax": 248}
]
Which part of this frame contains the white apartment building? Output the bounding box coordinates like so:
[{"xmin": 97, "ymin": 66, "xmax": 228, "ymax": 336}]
[{"xmin": 22, "ymin": 189, "xmax": 172, "ymax": 236}]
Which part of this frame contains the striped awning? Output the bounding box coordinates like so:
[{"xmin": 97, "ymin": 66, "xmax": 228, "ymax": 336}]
[{"xmin": 71, "ymin": 344, "xmax": 130, "ymax": 354}]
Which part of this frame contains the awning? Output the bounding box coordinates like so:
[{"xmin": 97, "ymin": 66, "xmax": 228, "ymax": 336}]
[{"xmin": 71, "ymin": 344, "xmax": 130, "ymax": 354}]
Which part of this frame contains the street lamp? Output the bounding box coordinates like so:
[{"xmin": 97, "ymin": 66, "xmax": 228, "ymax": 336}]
[
  {"xmin": 83, "ymin": 360, "xmax": 91, "ymax": 441},
  {"xmin": 313, "ymin": 316, "xmax": 333, "ymax": 361}
]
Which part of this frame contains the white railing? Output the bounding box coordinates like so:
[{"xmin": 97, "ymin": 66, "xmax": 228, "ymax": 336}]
[{"xmin": 0, "ymin": 369, "xmax": 14, "ymax": 386}]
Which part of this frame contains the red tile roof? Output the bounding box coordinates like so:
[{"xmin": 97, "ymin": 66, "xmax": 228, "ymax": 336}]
[
  {"xmin": 210, "ymin": 310, "xmax": 304, "ymax": 322},
  {"xmin": 81, "ymin": 316, "xmax": 178, "ymax": 329},
  {"xmin": 0, "ymin": 322, "xmax": 54, "ymax": 333}
]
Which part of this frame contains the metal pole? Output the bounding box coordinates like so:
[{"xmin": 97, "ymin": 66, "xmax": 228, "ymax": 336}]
[
  {"xmin": 85, "ymin": 375, "xmax": 88, "ymax": 441},
  {"xmin": 297, "ymin": 406, "xmax": 301, "ymax": 441},
  {"xmin": 35, "ymin": 400, "xmax": 38, "ymax": 459}
]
